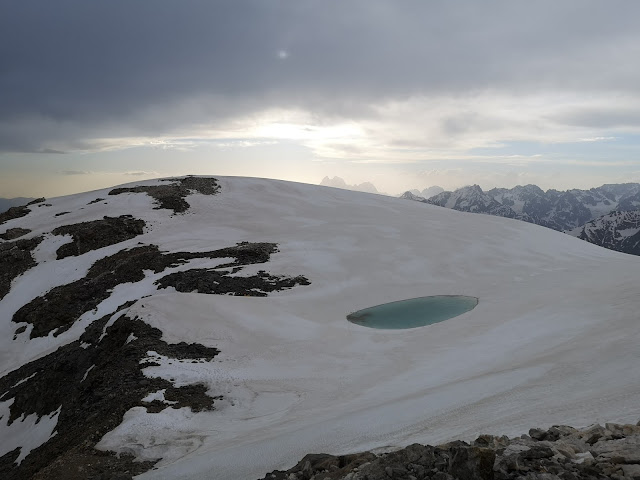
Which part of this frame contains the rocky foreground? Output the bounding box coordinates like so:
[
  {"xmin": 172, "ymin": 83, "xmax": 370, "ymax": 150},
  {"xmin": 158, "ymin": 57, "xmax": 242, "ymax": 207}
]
[{"xmin": 260, "ymin": 422, "xmax": 640, "ymax": 480}]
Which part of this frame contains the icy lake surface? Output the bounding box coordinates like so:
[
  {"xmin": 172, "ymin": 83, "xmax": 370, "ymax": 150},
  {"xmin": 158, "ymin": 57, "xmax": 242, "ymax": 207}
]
[{"xmin": 347, "ymin": 295, "xmax": 478, "ymax": 329}]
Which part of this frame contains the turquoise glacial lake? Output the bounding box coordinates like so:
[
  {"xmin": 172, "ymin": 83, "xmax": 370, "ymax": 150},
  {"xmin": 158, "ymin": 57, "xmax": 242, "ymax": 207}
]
[{"xmin": 347, "ymin": 295, "xmax": 478, "ymax": 329}]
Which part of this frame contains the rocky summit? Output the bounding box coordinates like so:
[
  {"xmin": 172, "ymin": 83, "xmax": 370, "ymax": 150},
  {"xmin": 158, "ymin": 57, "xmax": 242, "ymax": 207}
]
[{"xmin": 261, "ymin": 422, "xmax": 640, "ymax": 480}]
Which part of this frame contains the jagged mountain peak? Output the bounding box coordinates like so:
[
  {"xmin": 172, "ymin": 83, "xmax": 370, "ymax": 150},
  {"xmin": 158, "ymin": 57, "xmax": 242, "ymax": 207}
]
[
  {"xmin": 319, "ymin": 176, "xmax": 379, "ymax": 194},
  {"xmin": 400, "ymin": 191, "xmax": 426, "ymax": 201},
  {"xmin": 421, "ymin": 185, "xmax": 444, "ymax": 199}
]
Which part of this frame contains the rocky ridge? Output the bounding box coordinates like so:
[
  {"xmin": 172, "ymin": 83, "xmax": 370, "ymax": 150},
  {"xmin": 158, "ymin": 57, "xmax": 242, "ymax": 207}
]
[
  {"xmin": 260, "ymin": 422, "xmax": 640, "ymax": 480},
  {"xmin": 109, "ymin": 176, "xmax": 221, "ymax": 213}
]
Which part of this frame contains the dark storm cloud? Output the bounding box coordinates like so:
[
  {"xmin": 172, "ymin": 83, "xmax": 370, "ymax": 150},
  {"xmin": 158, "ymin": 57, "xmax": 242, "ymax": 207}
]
[{"xmin": 2, "ymin": 0, "xmax": 640, "ymax": 152}]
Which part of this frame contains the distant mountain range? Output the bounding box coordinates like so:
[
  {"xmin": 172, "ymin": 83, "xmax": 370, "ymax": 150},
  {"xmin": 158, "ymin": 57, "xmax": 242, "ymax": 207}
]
[
  {"xmin": 0, "ymin": 198, "xmax": 34, "ymax": 214},
  {"xmin": 402, "ymin": 183, "xmax": 640, "ymax": 255},
  {"xmin": 319, "ymin": 176, "xmax": 380, "ymax": 194},
  {"xmin": 402, "ymin": 185, "xmax": 445, "ymax": 199},
  {"xmin": 319, "ymin": 176, "xmax": 444, "ymax": 199}
]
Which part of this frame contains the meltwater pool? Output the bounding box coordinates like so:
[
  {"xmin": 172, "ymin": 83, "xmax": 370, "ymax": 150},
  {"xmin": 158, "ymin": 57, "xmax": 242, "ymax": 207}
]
[{"xmin": 346, "ymin": 295, "xmax": 478, "ymax": 329}]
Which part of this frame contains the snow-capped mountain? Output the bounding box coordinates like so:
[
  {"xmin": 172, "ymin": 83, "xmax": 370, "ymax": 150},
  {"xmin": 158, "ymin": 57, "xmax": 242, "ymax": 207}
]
[
  {"xmin": 402, "ymin": 183, "xmax": 640, "ymax": 254},
  {"xmin": 399, "ymin": 186, "xmax": 444, "ymax": 202},
  {"xmin": 1, "ymin": 176, "xmax": 640, "ymax": 480},
  {"xmin": 319, "ymin": 176, "xmax": 380, "ymax": 194},
  {"xmin": 422, "ymin": 185, "xmax": 519, "ymax": 219},
  {"xmin": 487, "ymin": 184, "xmax": 640, "ymax": 231},
  {"xmin": 421, "ymin": 185, "xmax": 444, "ymax": 199},
  {"xmin": 568, "ymin": 210, "xmax": 640, "ymax": 256},
  {"xmin": 399, "ymin": 191, "xmax": 427, "ymax": 202}
]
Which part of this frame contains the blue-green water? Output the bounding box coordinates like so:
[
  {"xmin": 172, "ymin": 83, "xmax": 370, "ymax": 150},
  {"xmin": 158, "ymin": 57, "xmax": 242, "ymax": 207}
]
[{"xmin": 347, "ymin": 295, "xmax": 478, "ymax": 329}]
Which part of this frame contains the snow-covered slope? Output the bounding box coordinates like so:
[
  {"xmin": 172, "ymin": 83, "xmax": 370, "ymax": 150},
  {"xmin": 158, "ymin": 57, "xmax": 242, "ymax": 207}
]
[{"xmin": 1, "ymin": 176, "xmax": 640, "ymax": 480}]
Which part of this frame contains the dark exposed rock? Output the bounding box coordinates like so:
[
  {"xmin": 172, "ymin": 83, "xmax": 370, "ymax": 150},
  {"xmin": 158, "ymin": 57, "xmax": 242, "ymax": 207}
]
[
  {"xmin": 582, "ymin": 424, "xmax": 609, "ymax": 445},
  {"xmin": 108, "ymin": 176, "xmax": 220, "ymax": 214},
  {"xmin": 156, "ymin": 268, "xmax": 311, "ymax": 296},
  {"xmin": 54, "ymin": 211, "xmax": 70, "ymax": 217},
  {"xmin": 0, "ymin": 206, "xmax": 31, "ymax": 226},
  {"xmin": 12, "ymin": 245, "xmax": 159, "ymax": 338},
  {"xmin": 547, "ymin": 425, "xmax": 578, "ymax": 440},
  {"xmin": 12, "ymin": 242, "xmax": 308, "ymax": 338},
  {"xmin": 0, "ymin": 228, "xmax": 31, "ymax": 240},
  {"xmin": 52, "ymin": 215, "xmax": 146, "ymax": 259},
  {"xmin": 259, "ymin": 423, "xmax": 640, "ymax": 480},
  {"xmin": 519, "ymin": 445, "xmax": 555, "ymax": 460},
  {"xmin": 448, "ymin": 445, "xmax": 495, "ymax": 480},
  {"xmin": 0, "ymin": 236, "xmax": 43, "ymax": 300},
  {"xmin": 87, "ymin": 198, "xmax": 105, "ymax": 205},
  {"xmin": 475, "ymin": 434, "xmax": 510, "ymax": 450},
  {"xmin": 263, "ymin": 452, "xmax": 378, "ymax": 480},
  {"xmin": 0, "ymin": 198, "xmax": 46, "ymax": 226},
  {"xmin": 0, "ymin": 307, "xmax": 219, "ymax": 480},
  {"xmin": 530, "ymin": 428, "xmax": 549, "ymax": 441},
  {"xmin": 0, "ymin": 198, "xmax": 35, "ymax": 215}
]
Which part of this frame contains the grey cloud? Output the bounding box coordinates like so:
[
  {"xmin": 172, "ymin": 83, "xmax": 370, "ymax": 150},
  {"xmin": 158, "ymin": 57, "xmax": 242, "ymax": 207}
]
[
  {"xmin": 60, "ymin": 170, "xmax": 91, "ymax": 175},
  {"xmin": 553, "ymin": 108, "xmax": 640, "ymax": 129},
  {"xmin": 2, "ymin": 1, "xmax": 640, "ymax": 152}
]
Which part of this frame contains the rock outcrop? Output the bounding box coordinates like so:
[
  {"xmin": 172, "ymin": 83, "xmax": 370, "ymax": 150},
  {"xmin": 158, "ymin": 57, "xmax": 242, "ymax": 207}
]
[
  {"xmin": 108, "ymin": 176, "xmax": 220, "ymax": 213},
  {"xmin": 0, "ymin": 236, "xmax": 43, "ymax": 300},
  {"xmin": 51, "ymin": 215, "xmax": 146, "ymax": 259},
  {"xmin": 260, "ymin": 422, "xmax": 640, "ymax": 480},
  {"xmin": 0, "ymin": 198, "xmax": 45, "ymax": 226}
]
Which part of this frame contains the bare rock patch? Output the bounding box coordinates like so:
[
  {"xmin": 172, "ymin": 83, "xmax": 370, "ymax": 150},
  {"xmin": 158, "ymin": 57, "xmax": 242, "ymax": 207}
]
[
  {"xmin": 0, "ymin": 236, "xmax": 43, "ymax": 300},
  {"xmin": 108, "ymin": 176, "xmax": 220, "ymax": 214},
  {"xmin": 13, "ymin": 242, "xmax": 309, "ymax": 338},
  {"xmin": 0, "ymin": 228, "xmax": 31, "ymax": 241},
  {"xmin": 0, "ymin": 307, "xmax": 219, "ymax": 480},
  {"xmin": 52, "ymin": 215, "xmax": 146, "ymax": 259}
]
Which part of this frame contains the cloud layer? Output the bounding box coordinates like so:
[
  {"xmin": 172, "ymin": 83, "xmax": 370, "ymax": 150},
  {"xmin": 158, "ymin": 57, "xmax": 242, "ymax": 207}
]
[{"xmin": 2, "ymin": 1, "xmax": 640, "ymax": 195}]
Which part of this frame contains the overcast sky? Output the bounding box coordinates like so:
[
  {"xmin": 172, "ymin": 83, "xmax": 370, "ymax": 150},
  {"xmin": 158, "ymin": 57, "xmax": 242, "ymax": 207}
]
[{"xmin": 2, "ymin": 1, "xmax": 640, "ymax": 197}]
